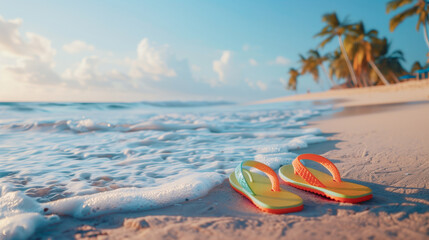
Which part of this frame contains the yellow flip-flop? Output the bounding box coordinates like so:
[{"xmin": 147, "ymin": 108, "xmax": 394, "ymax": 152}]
[
  {"xmin": 229, "ymin": 160, "xmax": 303, "ymax": 214},
  {"xmin": 278, "ymin": 154, "xmax": 372, "ymax": 203}
]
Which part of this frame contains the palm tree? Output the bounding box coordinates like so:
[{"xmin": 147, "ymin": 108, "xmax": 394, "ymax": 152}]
[
  {"xmin": 315, "ymin": 12, "xmax": 359, "ymax": 86},
  {"xmin": 411, "ymin": 61, "xmax": 429, "ymax": 72},
  {"xmin": 299, "ymin": 54, "xmax": 319, "ymax": 83},
  {"xmin": 373, "ymin": 38, "xmax": 407, "ymax": 83},
  {"xmin": 376, "ymin": 51, "xmax": 406, "ymax": 83},
  {"xmin": 329, "ymin": 50, "xmax": 352, "ymax": 87},
  {"xmin": 345, "ymin": 22, "xmax": 390, "ymax": 86},
  {"xmin": 307, "ymin": 49, "xmax": 337, "ymax": 87},
  {"xmin": 410, "ymin": 61, "xmax": 429, "ymax": 79},
  {"xmin": 287, "ymin": 68, "xmax": 300, "ymax": 91},
  {"xmin": 386, "ymin": 0, "xmax": 429, "ymax": 49}
]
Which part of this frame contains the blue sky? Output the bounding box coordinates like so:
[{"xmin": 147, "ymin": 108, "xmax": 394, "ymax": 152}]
[{"xmin": 0, "ymin": 0, "xmax": 426, "ymax": 102}]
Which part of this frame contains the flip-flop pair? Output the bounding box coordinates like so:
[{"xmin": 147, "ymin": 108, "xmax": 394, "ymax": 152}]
[{"xmin": 229, "ymin": 154, "xmax": 372, "ymax": 214}]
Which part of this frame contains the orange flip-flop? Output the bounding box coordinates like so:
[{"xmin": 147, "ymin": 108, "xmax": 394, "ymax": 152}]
[
  {"xmin": 278, "ymin": 154, "xmax": 372, "ymax": 203},
  {"xmin": 229, "ymin": 160, "xmax": 303, "ymax": 214}
]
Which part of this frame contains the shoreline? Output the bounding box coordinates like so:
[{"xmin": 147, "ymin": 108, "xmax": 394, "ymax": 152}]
[{"xmin": 32, "ymin": 90, "xmax": 429, "ymax": 239}]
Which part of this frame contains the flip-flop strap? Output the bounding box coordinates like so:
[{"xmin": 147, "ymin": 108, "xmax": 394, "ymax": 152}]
[
  {"xmin": 235, "ymin": 160, "xmax": 280, "ymax": 196},
  {"xmin": 292, "ymin": 154, "xmax": 342, "ymax": 188}
]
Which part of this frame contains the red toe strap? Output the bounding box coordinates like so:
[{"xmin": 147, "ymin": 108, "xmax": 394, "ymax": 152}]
[{"xmin": 292, "ymin": 154, "xmax": 342, "ymax": 188}]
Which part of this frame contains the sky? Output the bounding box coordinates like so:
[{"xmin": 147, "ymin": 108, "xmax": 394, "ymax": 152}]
[{"xmin": 0, "ymin": 0, "xmax": 427, "ymax": 102}]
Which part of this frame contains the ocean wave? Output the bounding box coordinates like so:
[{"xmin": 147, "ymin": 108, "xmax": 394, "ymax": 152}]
[
  {"xmin": 0, "ymin": 101, "xmax": 235, "ymax": 113},
  {"xmin": 1, "ymin": 119, "xmax": 221, "ymax": 133},
  {"xmin": 139, "ymin": 100, "xmax": 233, "ymax": 108},
  {"xmin": 0, "ymin": 119, "xmax": 322, "ymax": 135}
]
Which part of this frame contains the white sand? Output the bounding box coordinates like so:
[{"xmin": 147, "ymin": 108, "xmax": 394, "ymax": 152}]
[
  {"xmin": 32, "ymin": 81, "xmax": 429, "ymax": 240},
  {"xmin": 254, "ymin": 79, "xmax": 429, "ymax": 107}
]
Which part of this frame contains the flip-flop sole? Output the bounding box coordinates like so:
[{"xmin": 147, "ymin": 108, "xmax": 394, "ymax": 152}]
[
  {"xmin": 230, "ymin": 183, "xmax": 304, "ymax": 214},
  {"xmin": 282, "ymin": 181, "xmax": 373, "ymax": 203},
  {"xmin": 279, "ymin": 165, "xmax": 372, "ymax": 203},
  {"xmin": 229, "ymin": 170, "xmax": 303, "ymax": 213}
]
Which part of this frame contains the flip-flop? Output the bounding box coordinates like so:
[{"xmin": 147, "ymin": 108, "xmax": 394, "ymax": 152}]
[
  {"xmin": 278, "ymin": 154, "xmax": 372, "ymax": 203},
  {"xmin": 229, "ymin": 160, "xmax": 303, "ymax": 214}
]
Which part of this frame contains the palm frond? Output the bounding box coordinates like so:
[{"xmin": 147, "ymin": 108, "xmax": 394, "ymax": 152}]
[
  {"xmin": 308, "ymin": 49, "xmax": 321, "ymax": 58},
  {"xmin": 319, "ymin": 35, "xmax": 334, "ymax": 48},
  {"xmin": 386, "ymin": 0, "xmax": 414, "ymax": 13},
  {"xmin": 314, "ymin": 26, "xmax": 331, "ymax": 37},
  {"xmin": 287, "ymin": 68, "xmax": 300, "ymax": 90},
  {"xmin": 411, "ymin": 61, "xmax": 424, "ymax": 72},
  {"xmin": 389, "ymin": 6, "xmax": 419, "ymax": 31},
  {"xmin": 322, "ymin": 12, "xmax": 340, "ymax": 26},
  {"xmin": 416, "ymin": 9, "xmax": 428, "ymax": 30}
]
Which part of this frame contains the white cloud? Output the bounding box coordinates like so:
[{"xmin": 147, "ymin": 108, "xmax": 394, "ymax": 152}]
[
  {"xmin": 0, "ymin": 15, "xmax": 58, "ymax": 85},
  {"xmin": 129, "ymin": 38, "xmax": 176, "ymax": 80},
  {"xmin": 191, "ymin": 64, "xmax": 200, "ymax": 72},
  {"xmin": 0, "ymin": 15, "xmax": 129, "ymax": 91},
  {"xmin": 245, "ymin": 78, "xmax": 254, "ymax": 88},
  {"xmin": 256, "ymin": 81, "xmax": 267, "ymax": 91},
  {"xmin": 249, "ymin": 58, "xmax": 258, "ymax": 66},
  {"xmin": 0, "ymin": 16, "xmax": 24, "ymax": 57},
  {"xmin": 245, "ymin": 78, "xmax": 267, "ymax": 91},
  {"xmin": 0, "ymin": 16, "xmax": 56, "ymax": 63},
  {"xmin": 242, "ymin": 44, "xmax": 250, "ymax": 51},
  {"xmin": 62, "ymin": 55, "xmax": 132, "ymax": 90},
  {"xmin": 2, "ymin": 58, "xmax": 60, "ymax": 84},
  {"xmin": 0, "ymin": 15, "xmax": 290, "ymax": 102},
  {"xmin": 62, "ymin": 56, "xmax": 100, "ymax": 84},
  {"xmin": 61, "ymin": 38, "xmax": 188, "ymax": 93},
  {"xmin": 269, "ymin": 56, "xmax": 291, "ymax": 66},
  {"xmin": 212, "ymin": 51, "xmax": 231, "ymax": 84},
  {"xmin": 63, "ymin": 40, "xmax": 95, "ymax": 54}
]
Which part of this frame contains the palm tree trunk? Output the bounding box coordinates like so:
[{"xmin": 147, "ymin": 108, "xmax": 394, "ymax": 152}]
[
  {"xmin": 368, "ymin": 60, "xmax": 390, "ymax": 85},
  {"xmin": 356, "ymin": 75, "xmax": 362, "ymax": 87},
  {"xmin": 423, "ymin": 21, "xmax": 429, "ymax": 50},
  {"xmin": 362, "ymin": 71, "xmax": 368, "ymax": 87},
  {"xmin": 360, "ymin": 75, "xmax": 368, "ymax": 88},
  {"xmin": 320, "ymin": 64, "xmax": 336, "ymax": 87},
  {"xmin": 338, "ymin": 35, "xmax": 358, "ymax": 86},
  {"xmin": 389, "ymin": 72, "xmax": 400, "ymax": 83}
]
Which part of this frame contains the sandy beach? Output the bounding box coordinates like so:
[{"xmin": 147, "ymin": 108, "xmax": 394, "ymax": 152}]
[
  {"xmin": 254, "ymin": 79, "xmax": 429, "ymax": 108},
  {"xmin": 30, "ymin": 80, "xmax": 429, "ymax": 240}
]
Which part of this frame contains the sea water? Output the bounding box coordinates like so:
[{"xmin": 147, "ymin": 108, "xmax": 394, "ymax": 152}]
[{"xmin": 0, "ymin": 101, "xmax": 330, "ymax": 239}]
